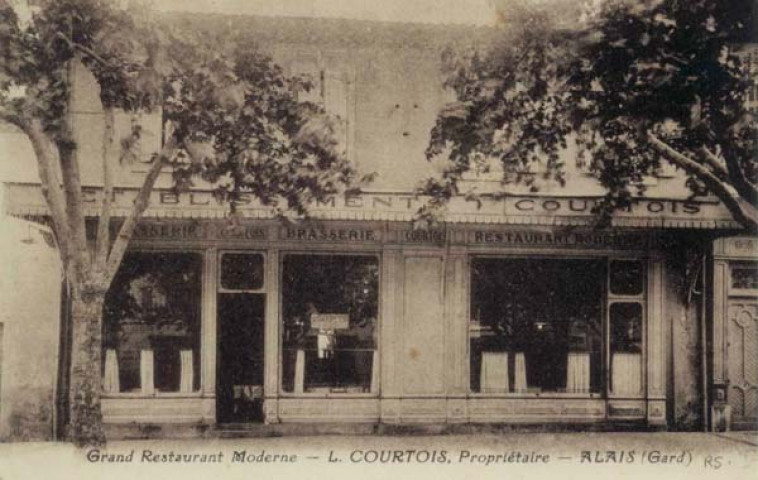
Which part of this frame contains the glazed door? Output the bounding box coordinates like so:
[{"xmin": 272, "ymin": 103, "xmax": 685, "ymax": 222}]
[
  {"xmin": 216, "ymin": 252, "xmax": 266, "ymax": 424},
  {"xmin": 726, "ymin": 299, "xmax": 758, "ymax": 430}
]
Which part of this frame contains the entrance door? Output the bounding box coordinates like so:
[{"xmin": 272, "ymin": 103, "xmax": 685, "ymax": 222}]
[
  {"xmin": 727, "ymin": 299, "xmax": 758, "ymax": 429},
  {"xmin": 216, "ymin": 252, "xmax": 266, "ymax": 423}
]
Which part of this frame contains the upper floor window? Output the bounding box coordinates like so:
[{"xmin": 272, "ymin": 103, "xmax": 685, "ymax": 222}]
[{"xmin": 295, "ymin": 61, "xmax": 352, "ymax": 157}]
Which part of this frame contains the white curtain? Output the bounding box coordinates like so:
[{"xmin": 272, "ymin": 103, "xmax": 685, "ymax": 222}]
[
  {"xmin": 103, "ymin": 349, "xmax": 120, "ymax": 394},
  {"xmin": 566, "ymin": 352, "xmax": 590, "ymax": 393},
  {"xmin": 480, "ymin": 352, "xmax": 509, "ymax": 393},
  {"xmin": 514, "ymin": 352, "xmax": 527, "ymax": 392},
  {"xmin": 140, "ymin": 349, "xmax": 155, "ymax": 395},
  {"xmin": 294, "ymin": 349, "xmax": 306, "ymax": 394},
  {"xmin": 612, "ymin": 352, "xmax": 642, "ymax": 395},
  {"xmin": 317, "ymin": 330, "xmax": 335, "ymax": 359},
  {"xmin": 179, "ymin": 349, "xmax": 194, "ymax": 393}
]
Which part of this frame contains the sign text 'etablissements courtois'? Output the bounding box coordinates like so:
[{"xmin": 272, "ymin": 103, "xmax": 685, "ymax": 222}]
[{"xmin": 69, "ymin": 187, "xmax": 722, "ymax": 217}]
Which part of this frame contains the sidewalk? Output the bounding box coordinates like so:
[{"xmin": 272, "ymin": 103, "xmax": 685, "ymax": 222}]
[{"xmin": 1, "ymin": 431, "xmax": 756, "ymax": 480}]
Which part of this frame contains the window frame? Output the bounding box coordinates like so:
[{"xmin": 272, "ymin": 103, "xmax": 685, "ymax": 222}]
[
  {"xmin": 466, "ymin": 253, "xmax": 648, "ymax": 400},
  {"xmin": 277, "ymin": 250, "xmax": 382, "ymax": 398},
  {"xmin": 606, "ymin": 258, "xmax": 647, "ymax": 399},
  {"xmin": 101, "ymin": 248, "xmax": 206, "ymax": 399},
  {"xmin": 217, "ymin": 251, "xmax": 267, "ymax": 294},
  {"xmin": 728, "ymin": 261, "xmax": 758, "ymax": 297}
]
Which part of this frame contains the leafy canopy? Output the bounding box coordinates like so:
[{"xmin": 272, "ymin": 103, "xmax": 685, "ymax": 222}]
[
  {"xmin": 424, "ymin": 0, "xmax": 757, "ymax": 228},
  {"xmin": 0, "ymin": 0, "xmax": 361, "ymax": 217}
]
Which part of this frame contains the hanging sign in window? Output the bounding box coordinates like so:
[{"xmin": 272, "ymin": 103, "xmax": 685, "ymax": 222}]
[{"xmin": 310, "ymin": 313, "xmax": 350, "ymax": 330}]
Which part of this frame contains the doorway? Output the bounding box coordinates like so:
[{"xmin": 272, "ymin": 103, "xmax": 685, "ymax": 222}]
[{"xmin": 216, "ymin": 252, "xmax": 266, "ymax": 423}]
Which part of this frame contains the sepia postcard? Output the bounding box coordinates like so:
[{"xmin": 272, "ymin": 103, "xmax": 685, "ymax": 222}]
[{"xmin": 0, "ymin": 0, "xmax": 756, "ymax": 479}]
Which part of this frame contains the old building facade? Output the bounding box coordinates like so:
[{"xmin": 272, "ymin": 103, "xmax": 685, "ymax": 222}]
[{"xmin": 1, "ymin": 16, "xmax": 755, "ymax": 439}]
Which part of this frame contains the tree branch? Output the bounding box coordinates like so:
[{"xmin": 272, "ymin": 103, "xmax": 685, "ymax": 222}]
[
  {"xmin": 58, "ymin": 57, "xmax": 91, "ymax": 281},
  {"xmin": 55, "ymin": 32, "xmax": 116, "ymax": 70},
  {"xmin": 0, "ymin": 105, "xmax": 26, "ymax": 130},
  {"xmin": 94, "ymin": 107, "xmax": 115, "ymax": 275},
  {"xmin": 21, "ymin": 118, "xmax": 74, "ymax": 270},
  {"xmin": 698, "ymin": 146, "xmax": 728, "ymax": 177},
  {"xmin": 647, "ymin": 132, "xmax": 758, "ymax": 231},
  {"xmin": 103, "ymin": 135, "xmax": 177, "ymax": 286},
  {"xmin": 719, "ymin": 144, "xmax": 758, "ymax": 207}
]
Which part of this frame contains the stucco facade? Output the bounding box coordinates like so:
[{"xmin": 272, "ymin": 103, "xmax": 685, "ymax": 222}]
[
  {"xmin": 0, "ymin": 216, "xmax": 61, "ymax": 440},
  {"xmin": 0, "ymin": 15, "xmax": 755, "ymax": 439}
]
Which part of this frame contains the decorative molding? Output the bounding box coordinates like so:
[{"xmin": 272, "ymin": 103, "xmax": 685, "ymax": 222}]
[
  {"xmin": 102, "ymin": 397, "xmax": 215, "ymax": 423},
  {"xmin": 647, "ymin": 400, "xmax": 667, "ymax": 425},
  {"xmin": 713, "ymin": 261, "xmax": 727, "ymax": 384},
  {"xmin": 277, "ymin": 398, "xmax": 380, "ymax": 422}
]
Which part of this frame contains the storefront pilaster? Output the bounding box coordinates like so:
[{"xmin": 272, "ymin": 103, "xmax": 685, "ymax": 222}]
[
  {"xmin": 647, "ymin": 257, "xmax": 667, "ymax": 426},
  {"xmin": 379, "ymin": 247, "xmax": 402, "ymax": 422},
  {"xmin": 444, "ymin": 249, "xmax": 469, "ymax": 422},
  {"xmin": 264, "ymin": 247, "xmax": 280, "ymax": 423}
]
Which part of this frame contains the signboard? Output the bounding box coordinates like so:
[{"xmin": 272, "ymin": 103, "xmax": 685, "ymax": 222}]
[
  {"xmin": 280, "ymin": 226, "xmax": 381, "ymax": 242},
  {"xmin": 468, "ymin": 230, "xmax": 650, "ymax": 249},
  {"xmin": 4, "ymin": 183, "xmax": 741, "ymax": 230},
  {"xmin": 310, "ymin": 314, "xmax": 350, "ymax": 330},
  {"xmin": 723, "ymin": 236, "xmax": 758, "ymax": 258}
]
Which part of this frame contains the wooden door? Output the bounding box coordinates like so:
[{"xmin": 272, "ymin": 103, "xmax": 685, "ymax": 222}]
[{"xmin": 727, "ymin": 299, "xmax": 758, "ymax": 429}]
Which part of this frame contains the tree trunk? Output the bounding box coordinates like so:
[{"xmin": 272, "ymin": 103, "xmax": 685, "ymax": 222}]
[{"xmin": 67, "ymin": 288, "xmax": 106, "ymax": 446}]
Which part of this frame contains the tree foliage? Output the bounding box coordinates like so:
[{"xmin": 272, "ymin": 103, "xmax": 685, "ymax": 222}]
[
  {"xmin": 424, "ymin": 0, "xmax": 757, "ymax": 230},
  {"xmin": 0, "ymin": 0, "xmax": 359, "ymax": 445}
]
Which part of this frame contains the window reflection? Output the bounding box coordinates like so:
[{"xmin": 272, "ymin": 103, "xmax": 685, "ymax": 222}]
[
  {"xmin": 281, "ymin": 255, "xmax": 379, "ymax": 393},
  {"xmin": 470, "ymin": 258, "xmax": 604, "ymax": 394},
  {"xmin": 610, "ymin": 302, "xmax": 643, "ymax": 395},
  {"xmin": 610, "ymin": 260, "xmax": 644, "ymax": 296},
  {"xmin": 102, "ymin": 252, "xmax": 202, "ymax": 394}
]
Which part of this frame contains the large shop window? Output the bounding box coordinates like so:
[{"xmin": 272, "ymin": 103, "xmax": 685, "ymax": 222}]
[
  {"xmin": 281, "ymin": 254, "xmax": 379, "ymax": 394},
  {"xmin": 102, "ymin": 252, "xmax": 202, "ymax": 394},
  {"xmin": 470, "ymin": 257, "xmax": 646, "ymax": 396}
]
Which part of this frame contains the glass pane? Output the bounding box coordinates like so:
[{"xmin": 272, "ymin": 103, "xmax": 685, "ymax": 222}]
[
  {"xmin": 220, "ymin": 253, "xmax": 264, "ymax": 290},
  {"xmin": 610, "ymin": 302, "xmax": 643, "ymax": 353},
  {"xmin": 470, "ymin": 258, "xmax": 604, "ymax": 394},
  {"xmin": 731, "ymin": 263, "xmax": 758, "ymax": 290},
  {"xmin": 610, "ymin": 260, "xmax": 644, "ymax": 296},
  {"xmin": 217, "ymin": 293, "xmax": 265, "ymax": 422},
  {"xmin": 281, "ymin": 255, "xmax": 378, "ymax": 393},
  {"xmin": 103, "ymin": 252, "xmax": 202, "ymax": 393},
  {"xmin": 610, "ymin": 302, "xmax": 644, "ymax": 395}
]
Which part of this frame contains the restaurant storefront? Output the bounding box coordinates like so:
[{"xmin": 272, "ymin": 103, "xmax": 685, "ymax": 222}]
[{"xmin": 5, "ymin": 183, "xmax": 742, "ymax": 432}]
